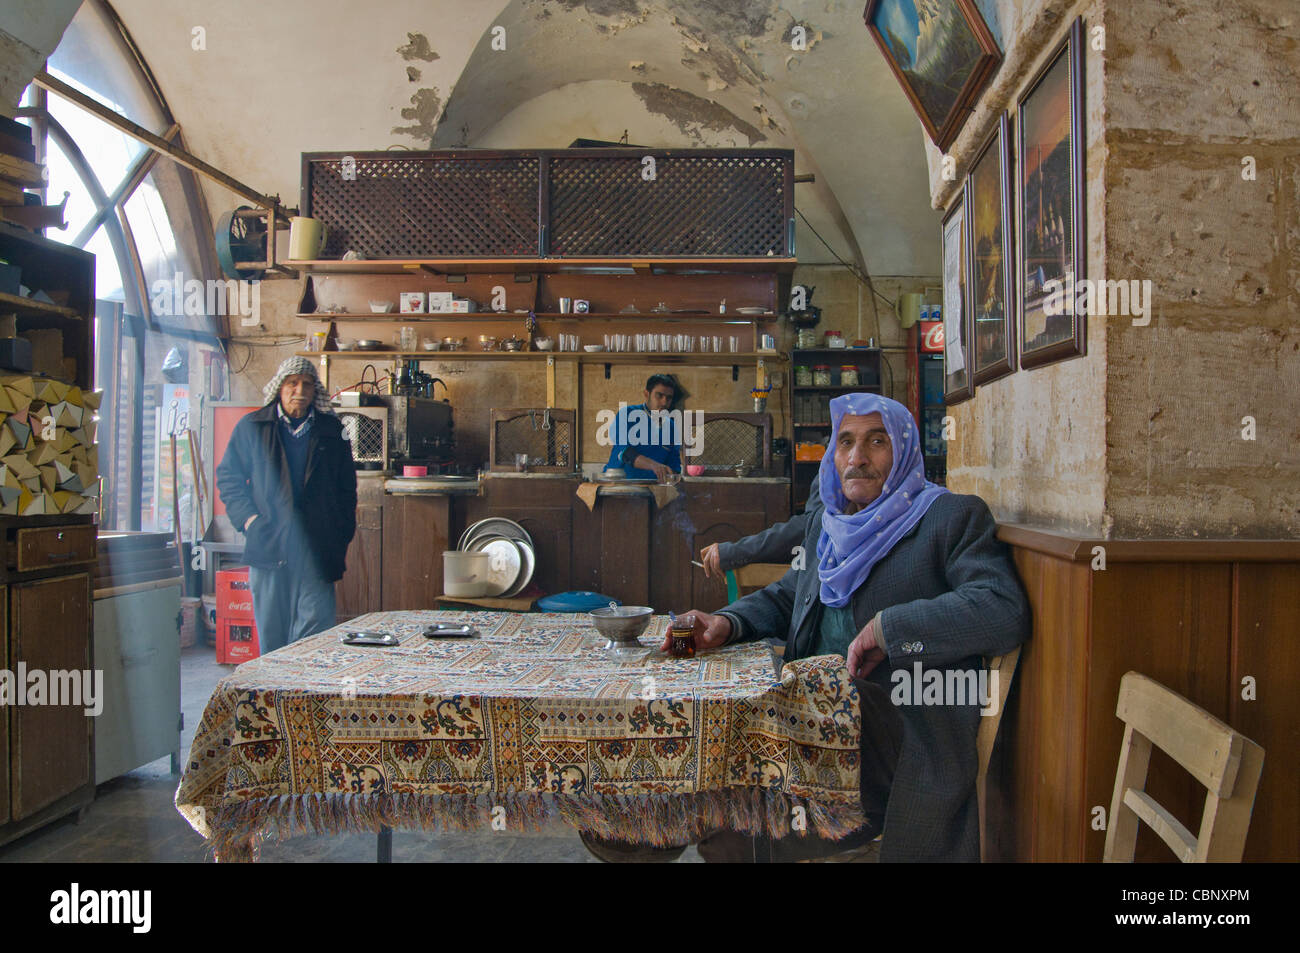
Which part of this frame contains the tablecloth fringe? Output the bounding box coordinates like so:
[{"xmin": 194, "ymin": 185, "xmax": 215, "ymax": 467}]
[{"xmin": 204, "ymin": 789, "xmax": 865, "ymax": 858}]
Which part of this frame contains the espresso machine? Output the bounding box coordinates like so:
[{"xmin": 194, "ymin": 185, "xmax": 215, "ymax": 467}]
[{"xmin": 382, "ymin": 363, "xmax": 456, "ymax": 471}]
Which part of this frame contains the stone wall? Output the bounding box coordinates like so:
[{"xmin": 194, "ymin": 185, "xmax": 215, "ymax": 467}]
[
  {"xmin": 1101, "ymin": 0, "xmax": 1300, "ymax": 536},
  {"xmin": 926, "ymin": 0, "xmax": 1109, "ymax": 532}
]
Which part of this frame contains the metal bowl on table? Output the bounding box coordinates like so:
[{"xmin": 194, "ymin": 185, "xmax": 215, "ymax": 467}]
[{"xmin": 588, "ymin": 605, "xmax": 654, "ymax": 645}]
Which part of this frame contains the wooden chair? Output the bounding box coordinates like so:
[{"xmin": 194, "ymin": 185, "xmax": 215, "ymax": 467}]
[
  {"xmin": 728, "ymin": 562, "xmax": 790, "ymax": 600},
  {"xmin": 976, "ymin": 646, "xmax": 1021, "ymax": 862},
  {"xmin": 1103, "ymin": 672, "xmax": 1265, "ymax": 863}
]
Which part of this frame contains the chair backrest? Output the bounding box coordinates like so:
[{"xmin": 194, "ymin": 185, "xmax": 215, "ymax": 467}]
[
  {"xmin": 1103, "ymin": 672, "xmax": 1265, "ymax": 863},
  {"xmin": 732, "ymin": 562, "xmax": 789, "ymax": 595},
  {"xmin": 975, "ymin": 646, "xmax": 1020, "ymax": 862}
]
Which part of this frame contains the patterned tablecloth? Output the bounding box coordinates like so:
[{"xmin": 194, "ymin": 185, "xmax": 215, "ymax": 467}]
[{"xmin": 176, "ymin": 610, "xmax": 864, "ymax": 855}]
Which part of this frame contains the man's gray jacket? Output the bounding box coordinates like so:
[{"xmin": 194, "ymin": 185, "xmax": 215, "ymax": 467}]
[{"xmin": 720, "ymin": 491, "xmax": 1030, "ymax": 862}]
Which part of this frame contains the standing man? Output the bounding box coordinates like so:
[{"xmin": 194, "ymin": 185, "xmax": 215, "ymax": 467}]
[
  {"xmin": 604, "ymin": 373, "xmax": 682, "ymax": 482},
  {"xmin": 216, "ymin": 356, "xmax": 357, "ymax": 654}
]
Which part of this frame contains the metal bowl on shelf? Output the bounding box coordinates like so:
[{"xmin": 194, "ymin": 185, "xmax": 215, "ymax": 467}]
[{"xmin": 589, "ymin": 606, "xmax": 654, "ymax": 645}]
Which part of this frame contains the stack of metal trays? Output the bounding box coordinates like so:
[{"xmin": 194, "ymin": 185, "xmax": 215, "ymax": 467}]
[{"xmin": 457, "ymin": 518, "xmax": 535, "ymax": 597}]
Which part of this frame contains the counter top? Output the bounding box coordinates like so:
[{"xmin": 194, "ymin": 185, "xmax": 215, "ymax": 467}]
[{"xmin": 383, "ymin": 477, "xmax": 481, "ymax": 495}]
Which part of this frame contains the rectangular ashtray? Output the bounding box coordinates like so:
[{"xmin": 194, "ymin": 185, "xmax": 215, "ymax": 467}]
[{"xmin": 340, "ymin": 630, "xmax": 400, "ymax": 647}]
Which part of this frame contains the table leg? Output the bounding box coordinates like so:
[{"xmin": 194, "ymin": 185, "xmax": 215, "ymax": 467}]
[{"xmin": 377, "ymin": 825, "xmax": 393, "ymax": 863}]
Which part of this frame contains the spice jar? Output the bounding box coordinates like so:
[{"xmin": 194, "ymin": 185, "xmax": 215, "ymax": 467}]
[
  {"xmin": 795, "ymin": 365, "xmax": 813, "ymax": 387},
  {"xmin": 824, "ymin": 330, "xmax": 845, "ymax": 349},
  {"xmin": 797, "ymin": 328, "xmax": 818, "ymax": 349},
  {"xmin": 812, "ymin": 364, "xmax": 832, "ymax": 386},
  {"xmin": 669, "ymin": 615, "xmax": 697, "ymax": 659},
  {"xmin": 840, "ymin": 365, "xmax": 859, "ymax": 387}
]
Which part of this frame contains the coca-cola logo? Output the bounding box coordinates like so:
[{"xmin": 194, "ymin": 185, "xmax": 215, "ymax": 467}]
[
  {"xmin": 225, "ymin": 601, "xmax": 253, "ymax": 613},
  {"xmin": 921, "ymin": 321, "xmax": 944, "ymax": 352}
]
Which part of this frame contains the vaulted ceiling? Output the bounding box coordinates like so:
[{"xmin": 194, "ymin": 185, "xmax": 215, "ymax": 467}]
[{"xmin": 54, "ymin": 0, "xmax": 943, "ymax": 274}]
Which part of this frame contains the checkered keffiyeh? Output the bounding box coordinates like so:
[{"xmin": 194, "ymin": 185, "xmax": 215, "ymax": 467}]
[{"xmin": 263, "ymin": 356, "xmax": 334, "ymax": 415}]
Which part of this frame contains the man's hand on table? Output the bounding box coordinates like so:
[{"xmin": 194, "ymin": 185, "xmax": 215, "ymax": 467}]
[
  {"xmin": 847, "ymin": 615, "xmax": 886, "ymax": 679},
  {"xmin": 633, "ymin": 455, "xmax": 674, "ymax": 484},
  {"xmin": 698, "ymin": 543, "xmax": 724, "ymax": 579},
  {"xmin": 659, "ymin": 610, "xmax": 732, "ymax": 654}
]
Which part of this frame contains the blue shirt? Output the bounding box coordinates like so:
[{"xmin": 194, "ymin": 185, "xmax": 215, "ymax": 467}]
[{"xmin": 604, "ymin": 403, "xmax": 682, "ymax": 479}]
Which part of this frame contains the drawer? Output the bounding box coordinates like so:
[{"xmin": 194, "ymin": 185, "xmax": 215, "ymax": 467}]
[{"xmin": 15, "ymin": 525, "xmax": 98, "ymax": 573}]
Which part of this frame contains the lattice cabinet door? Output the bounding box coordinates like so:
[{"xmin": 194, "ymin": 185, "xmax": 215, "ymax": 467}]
[{"xmin": 489, "ymin": 408, "xmax": 576, "ymax": 473}]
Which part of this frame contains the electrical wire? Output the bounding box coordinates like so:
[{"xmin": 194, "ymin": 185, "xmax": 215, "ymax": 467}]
[{"xmin": 794, "ymin": 207, "xmax": 896, "ymax": 317}]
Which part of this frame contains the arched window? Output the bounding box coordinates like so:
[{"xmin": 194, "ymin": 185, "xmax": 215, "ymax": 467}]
[{"xmin": 18, "ymin": 0, "xmax": 227, "ymax": 534}]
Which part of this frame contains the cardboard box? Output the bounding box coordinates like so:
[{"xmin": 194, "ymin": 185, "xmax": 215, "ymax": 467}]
[
  {"xmin": 399, "ymin": 292, "xmax": 426, "ymax": 314},
  {"xmin": 217, "ymin": 617, "xmax": 260, "ymax": 664},
  {"xmin": 427, "ymin": 292, "xmax": 453, "ymax": 312},
  {"xmin": 216, "ymin": 566, "xmax": 255, "ymax": 620},
  {"xmin": 447, "ymin": 298, "xmax": 478, "ymax": 313}
]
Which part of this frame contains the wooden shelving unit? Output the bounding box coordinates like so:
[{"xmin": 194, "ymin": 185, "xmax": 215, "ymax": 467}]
[{"xmin": 286, "ymin": 257, "xmax": 798, "ymax": 275}]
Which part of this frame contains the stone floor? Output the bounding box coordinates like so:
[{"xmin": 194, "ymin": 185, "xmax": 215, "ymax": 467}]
[{"xmin": 0, "ymin": 643, "xmax": 703, "ymax": 864}]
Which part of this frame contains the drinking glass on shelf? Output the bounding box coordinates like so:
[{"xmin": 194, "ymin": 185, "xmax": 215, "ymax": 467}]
[
  {"xmin": 729, "ymin": 336, "xmax": 739, "ymax": 353},
  {"xmin": 712, "ymin": 336, "xmax": 722, "ymax": 352},
  {"xmin": 699, "ymin": 336, "xmax": 710, "ymax": 352}
]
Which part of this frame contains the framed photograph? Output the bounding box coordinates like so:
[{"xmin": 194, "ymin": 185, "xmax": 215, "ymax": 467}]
[
  {"xmin": 863, "ymin": 0, "xmax": 1002, "ymax": 150},
  {"xmin": 967, "ymin": 113, "xmax": 1015, "ymax": 385},
  {"xmin": 1017, "ymin": 17, "xmax": 1086, "ymax": 369},
  {"xmin": 941, "ymin": 193, "xmax": 972, "ymax": 403}
]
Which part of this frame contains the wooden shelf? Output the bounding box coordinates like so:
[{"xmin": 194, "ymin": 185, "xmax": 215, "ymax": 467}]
[
  {"xmin": 299, "ymin": 311, "xmax": 771, "ymax": 324},
  {"xmin": 793, "ymin": 384, "xmax": 883, "ymax": 393},
  {"xmin": 299, "ymin": 350, "xmax": 782, "ymax": 366},
  {"xmin": 0, "ymin": 291, "xmax": 80, "ymax": 320},
  {"xmin": 287, "ymin": 257, "xmax": 798, "ymax": 276}
]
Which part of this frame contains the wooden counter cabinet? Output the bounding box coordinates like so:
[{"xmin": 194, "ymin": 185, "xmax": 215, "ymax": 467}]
[{"xmin": 0, "ymin": 515, "xmax": 97, "ymax": 847}]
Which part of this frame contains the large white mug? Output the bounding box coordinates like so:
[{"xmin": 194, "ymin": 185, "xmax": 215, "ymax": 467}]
[{"xmin": 288, "ymin": 216, "xmax": 328, "ymax": 260}]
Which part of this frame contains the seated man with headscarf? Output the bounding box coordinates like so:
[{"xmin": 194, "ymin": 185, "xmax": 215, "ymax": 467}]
[{"xmin": 673, "ymin": 393, "xmax": 1030, "ymax": 862}]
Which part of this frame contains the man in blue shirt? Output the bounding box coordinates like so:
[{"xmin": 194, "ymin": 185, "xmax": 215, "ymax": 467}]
[{"xmin": 604, "ymin": 373, "xmax": 682, "ymax": 481}]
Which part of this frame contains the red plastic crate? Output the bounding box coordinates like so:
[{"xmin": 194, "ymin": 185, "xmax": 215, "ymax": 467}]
[
  {"xmin": 217, "ymin": 617, "xmax": 260, "ymax": 665},
  {"xmin": 216, "ymin": 566, "xmax": 255, "ymax": 621}
]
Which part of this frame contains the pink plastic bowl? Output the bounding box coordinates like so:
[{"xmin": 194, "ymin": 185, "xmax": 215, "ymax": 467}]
[
  {"xmin": 686, "ymin": 465, "xmax": 705, "ymax": 476},
  {"xmin": 403, "ymin": 465, "xmax": 428, "ymax": 478}
]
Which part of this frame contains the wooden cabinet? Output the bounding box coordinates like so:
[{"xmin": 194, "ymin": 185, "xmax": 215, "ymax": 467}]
[
  {"xmin": 335, "ymin": 474, "xmax": 384, "ymax": 620},
  {"xmin": 652, "ymin": 481, "xmax": 792, "ymax": 613},
  {"xmin": 9, "ymin": 572, "xmax": 92, "ymax": 820},
  {"xmin": 335, "ymin": 477, "xmax": 790, "ymax": 617},
  {"xmin": 1, "ymin": 513, "xmax": 96, "ymax": 846}
]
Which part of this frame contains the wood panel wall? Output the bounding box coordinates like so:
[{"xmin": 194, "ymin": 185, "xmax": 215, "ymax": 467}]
[{"xmin": 994, "ymin": 527, "xmax": 1298, "ymax": 862}]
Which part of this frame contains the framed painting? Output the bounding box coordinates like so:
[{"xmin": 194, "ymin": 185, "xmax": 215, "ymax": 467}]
[
  {"xmin": 967, "ymin": 112, "xmax": 1015, "ymax": 385},
  {"xmin": 941, "ymin": 192, "xmax": 971, "ymax": 403},
  {"xmin": 1017, "ymin": 17, "xmax": 1086, "ymax": 369},
  {"xmin": 863, "ymin": 0, "xmax": 1002, "ymax": 150}
]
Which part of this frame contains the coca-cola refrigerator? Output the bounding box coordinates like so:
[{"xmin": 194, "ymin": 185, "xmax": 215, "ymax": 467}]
[{"xmin": 919, "ymin": 312, "xmax": 946, "ymax": 485}]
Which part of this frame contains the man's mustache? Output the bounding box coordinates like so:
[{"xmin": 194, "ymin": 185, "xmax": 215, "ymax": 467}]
[{"xmin": 842, "ymin": 467, "xmax": 881, "ymax": 481}]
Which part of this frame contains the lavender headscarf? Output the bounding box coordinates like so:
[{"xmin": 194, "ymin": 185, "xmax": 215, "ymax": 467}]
[
  {"xmin": 262, "ymin": 356, "xmax": 334, "ymax": 416},
  {"xmin": 815, "ymin": 394, "xmax": 946, "ymax": 607}
]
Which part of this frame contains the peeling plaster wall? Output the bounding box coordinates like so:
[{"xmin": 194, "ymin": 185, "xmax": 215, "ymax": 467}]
[
  {"xmin": 1101, "ymin": 0, "xmax": 1300, "ymax": 536},
  {"xmin": 925, "ymin": 0, "xmax": 1109, "ymax": 531}
]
